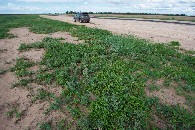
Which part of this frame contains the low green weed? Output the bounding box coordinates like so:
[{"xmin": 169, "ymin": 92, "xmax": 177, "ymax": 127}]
[
  {"xmin": 56, "ymin": 118, "xmax": 72, "ymax": 129},
  {"xmin": 35, "ymin": 72, "xmax": 55, "ymax": 85},
  {"xmin": 0, "ymin": 69, "xmax": 7, "ymax": 75},
  {"xmin": 45, "ymin": 97, "xmax": 65, "ymax": 114},
  {"xmin": 9, "ymin": 56, "xmax": 35, "ymax": 72},
  {"xmin": 12, "ymin": 78, "xmax": 33, "ymax": 88},
  {"xmin": 185, "ymin": 50, "xmax": 195, "ymax": 55},
  {"xmin": 33, "ymin": 88, "xmax": 54, "ymax": 102},
  {"xmin": 155, "ymin": 103, "xmax": 194, "ymax": 129},
  {"xmin": 57, "ymin": 37, "xmax": 65, "ymax": 40},
  {"xmin": 15, "ymin": 69, "xmax": 34, "ymax": 77},
  {"xmin": 5, "ymin": 103, "xmax": 21, "ymax": 118},
  {"xmin": 169, "ymin": 41, "xmax": 181, "ymax": 46},
  {"xmin": 67, "ymin": 106, "xmax": 83, "ymax": 119},
  {"xmin": 37, "ymin": 121, "xmax": 53, "ymax": 130},
  {"xmin": 18, "ymin": 42, "xmax": 46, "ymax": 52}
]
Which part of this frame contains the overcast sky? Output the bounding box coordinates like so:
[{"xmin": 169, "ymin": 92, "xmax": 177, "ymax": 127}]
[{"xmin": 0, "ymin": 0, "xmax": 195, "ymax": 16}]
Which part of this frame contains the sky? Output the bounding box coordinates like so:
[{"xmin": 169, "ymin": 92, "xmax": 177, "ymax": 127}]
[{"xmin": 0, "ymin": 0, "xmax": 195, "ymax": 16}]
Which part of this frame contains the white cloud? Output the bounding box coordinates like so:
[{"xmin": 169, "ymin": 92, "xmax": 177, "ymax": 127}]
[
  {"xmin": 0, "ymin": 0, "xmax": 194, "ymax": 15},
  {"xmin": 146, "ymin": 0, "xmax": 164, "ymax": 2},
  {"xmin": 0, "ymin": 2, "xmax": 42, "ymax": 14},
  {"xmin": 16, "ymin": 0, "xmax": 82, "ymax": 2}
]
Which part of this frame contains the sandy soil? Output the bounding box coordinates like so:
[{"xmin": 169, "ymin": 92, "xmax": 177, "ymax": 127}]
[
  {"xmin": 0, "ymin": 27, "xmax": 83, "ymax": 130},
  {"xmin": 41, "ymin": 15, "xmax": 195, "ymax": 51},
  {"xmin": 146, "ymin": 79, "xmax": 190, "ymax": 111}
]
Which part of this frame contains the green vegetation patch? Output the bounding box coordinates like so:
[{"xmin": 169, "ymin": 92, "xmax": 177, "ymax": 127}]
[
  {"xmin": 169, "ymin": 41, "xmax": 181, "ymax": 46},
  {"xmin": 1, "ymin": 14, "xmax": 194, "ymax": 129}
]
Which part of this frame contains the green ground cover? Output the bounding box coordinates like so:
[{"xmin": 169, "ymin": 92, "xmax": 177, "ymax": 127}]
[{"xmin": 1, "ymin": 14, "xmax": 195, "ymax": 129}]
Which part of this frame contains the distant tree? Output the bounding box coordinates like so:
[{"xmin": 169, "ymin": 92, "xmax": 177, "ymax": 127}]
[{"xmin": 69, "ymin": 11, "xmax": 73, "ymax": 14}]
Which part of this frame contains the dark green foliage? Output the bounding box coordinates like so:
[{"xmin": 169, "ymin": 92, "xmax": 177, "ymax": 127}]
[
  {"xmin": 9, "ymin": 56, "xmax": 35, "ymax": 72},
  {"xmin": 9, "ymin": 56, "xmax": 35, "ymax": 78},
  {"xmin": 35, "ymin": 72, "xmax": 55, "ymax": 85},
  {"xmin": 155, "ymin": 104, "xmax": 195, "ymax": 129},
  {"xmin": 57, "ymin": 37, "xmax": 65, "ymax": 40},
  {"xmin": 89, "ymin": 94, "xmax": 147, "ymax": 129},
  {"xmin": 11, "ymin": 78, "xmax": 34, "ymax": 88},
  {"xmin": 33, "ymin": 88, "xmax": 54, "ymax": 102},
  {"xmin": 67, "ymin": 106, "xmax": 83, "ymax": 119},
  {"xmin": 38, "ymin": 121, "xmax": 53, "ymax": 130},
  {"xmin": 18, "ymin": 42, "xmax": 45, "ymax": 52},
  {"xmin": 56, "ymin": 118, "xmax": 71, "ymax": 129},
  {"xmin": 170, "ymin": 41, "xmax": 181, "ymax": 46},
  {"xmin": 0, "ymin": 69, "xmax": 7, "ymax": 75}
]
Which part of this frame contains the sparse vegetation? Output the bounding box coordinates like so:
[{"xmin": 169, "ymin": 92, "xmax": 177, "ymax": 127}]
[
  {"xmin": 5, "ymin": 103, "xmax": 21, "ymax": 119},
  {"xmin": 149, "ymin": 84, "xmax": 161, "ymax": 92},
  {"xmin": 1, "ymin": 14, "xmax": 195, "ymax": 129},
  {"xmin": 33, "ymin": 88, "xmax": 54, "ymax": 102},
  {"xmin": 170, "ymin": 41, "xmax": 181, "ymax": 46},
  {"xmin": 0, "ymin": 69, "xmax": 7, "ymax": 75}
]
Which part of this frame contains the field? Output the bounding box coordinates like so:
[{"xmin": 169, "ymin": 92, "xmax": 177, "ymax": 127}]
[
  {"xmin": 68, "ymin": 14, "xmax": 195, "ymax": 22},
  {"xmin": 90, "ymin": 14, "xmax": 195, "ymax": 21},
  {"xmin": 0, "ymin": 14, "xmax": 195, "ymax": 129},
  {"xmin": 42, "ymin": 15, "xmax": 195, "ymax": 51}
]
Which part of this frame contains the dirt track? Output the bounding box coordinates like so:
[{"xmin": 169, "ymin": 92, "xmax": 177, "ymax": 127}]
[{"xmin": 41, "ymin": 15, "xmax": 195, "ymax": 51}]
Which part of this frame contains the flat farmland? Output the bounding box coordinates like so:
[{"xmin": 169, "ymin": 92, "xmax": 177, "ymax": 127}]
[
  {"xmin": 90, "ymin": 14, "xmax": 195, "ymax": 21},
  {"xmin": 0, "ymin": 15, "xmax": 194, "ymax": 129},
  {"xmin": 42, "ymin": 15, "xmax": 195, "ymax": 51}
]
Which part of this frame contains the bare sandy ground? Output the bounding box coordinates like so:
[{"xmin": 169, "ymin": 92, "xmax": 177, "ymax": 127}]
[
  {"xmin": 41, "ymin": 15, "xmax": 195, "ymax": 51},
  {"xmin": 0, "ymin": 27, "xmax": 83, "ymax": 130}
]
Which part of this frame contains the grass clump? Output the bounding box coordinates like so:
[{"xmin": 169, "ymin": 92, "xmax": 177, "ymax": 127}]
[
  {"xmin": 155, "ymin": 102, "xmax": 195, "ymax": 129},
  {"xmin": 170, "ymin": 41, "xmax": 181, "ymax": 46},
  {"xmin": 0, "ymin": 69, "xmax": 7, "ymax": 75},
  {"xmin": 38, "ymin": 121, "xmax": 53, "ymax": 130},
  {"xmin": 9, "ymin": 56, "xmax": 35, "ymax": 78},
  {"xmin": 9, "ymin": 56, "xmax": 35, "ymax": 72},
  {"xmin": 33, "ymin": 88, "xmax": 54, "ymax": 102},
  {"xmin": 5, "ymin": 103, "xmax": 21, "ymax": 119}
]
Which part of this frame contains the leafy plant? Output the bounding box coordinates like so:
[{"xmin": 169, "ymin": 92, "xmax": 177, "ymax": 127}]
[
  {"xmin": 170, "ymin": 41, "xmax": 181, "ymax": 46},
  {"xmin": 9, "ymin": 56, "xmax": 35, "ymax": 72},
  {"xmin": 5, "ymin": 103, "xmax": 21, "ymax": 118},
  {"xmin": 0, "ymin": 69, "xmax": 6, "ymax": 75},
  {"xmin": 56, "ymin": 118, "xmax": 71, "ymax": 129},
  {"xmin": 33, "ymin": 88, "xmax": 54, "ymax": 102},
  {"xmin": 57, "ymin": 37, "xmax": 65, "ymax": 40},
  {"xmin": 11, "ymin": 78, "xmax": 34, "ymax": 88},
  {"xmin": 38, "ymin": 121, "xmax": 53, "ymax": 130}
]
